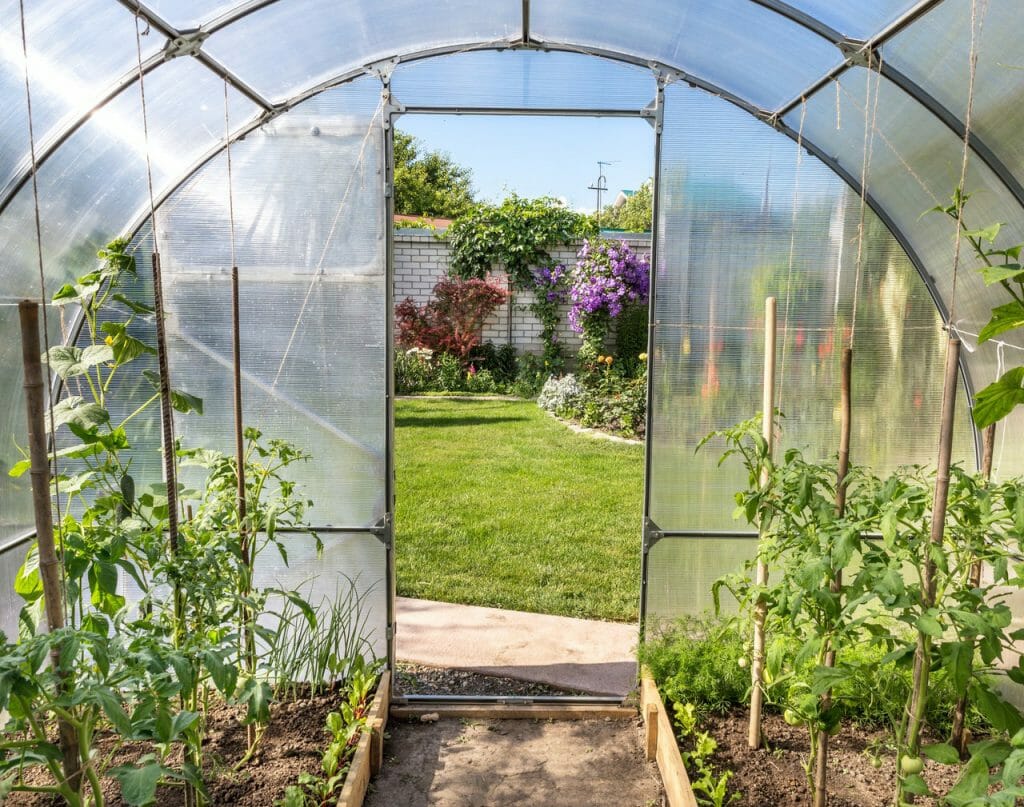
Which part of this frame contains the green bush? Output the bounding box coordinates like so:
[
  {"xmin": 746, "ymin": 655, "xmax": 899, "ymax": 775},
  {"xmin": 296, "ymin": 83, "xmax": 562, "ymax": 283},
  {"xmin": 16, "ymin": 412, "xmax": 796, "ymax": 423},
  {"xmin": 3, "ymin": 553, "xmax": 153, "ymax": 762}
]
[
  {"xmin": 614, "ymin": 304, "xmax": 648, "ymax": 376},
  {"xmin": 640, "ymin": 616, "xmax": 750, "ymax": 716},
  {"xmin": 641, "ymin": 615, "xmax": 987, "ymax": 735},
  {"xmin": 436, "ymin": 352, "xmax": 464, "ymax": 391},
  {"xmin": 395, "ymin": 349, "xmax": 435, "ymax": 393}
]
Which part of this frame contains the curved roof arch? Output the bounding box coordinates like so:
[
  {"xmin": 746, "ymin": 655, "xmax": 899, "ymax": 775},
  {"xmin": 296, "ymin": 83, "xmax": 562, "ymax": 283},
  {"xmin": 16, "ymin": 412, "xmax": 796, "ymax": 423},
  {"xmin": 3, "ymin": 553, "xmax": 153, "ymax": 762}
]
[
  {"xmin": 2, "ymin": 0, "xmax": 1017, "ymax": 220},
  {"xmin": 3, "ymin": 0, "xmax": 1022, "ymax": 466}
]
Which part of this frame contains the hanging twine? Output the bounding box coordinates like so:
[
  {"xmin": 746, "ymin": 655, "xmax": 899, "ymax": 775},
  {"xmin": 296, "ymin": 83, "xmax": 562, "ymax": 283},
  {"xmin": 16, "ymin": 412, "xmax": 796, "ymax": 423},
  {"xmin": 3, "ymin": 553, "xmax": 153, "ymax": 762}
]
[
  {"xmin": 134, "ymin": 5, "xmax": 182, "ymax": 551},
  {"xmin": 947, "ymin": 0, "xmax": 986, "ymax": 328},
  {"xmin": 224, "ymin": 79, "xmax": 238, "ymax": 271},
  {"xmin": 18, "ymin": 0, "xmax": 68, "ymax": 599},
  {"xmin": 775, "ymin": 99, "xmax": 806, "ymax": 409}
]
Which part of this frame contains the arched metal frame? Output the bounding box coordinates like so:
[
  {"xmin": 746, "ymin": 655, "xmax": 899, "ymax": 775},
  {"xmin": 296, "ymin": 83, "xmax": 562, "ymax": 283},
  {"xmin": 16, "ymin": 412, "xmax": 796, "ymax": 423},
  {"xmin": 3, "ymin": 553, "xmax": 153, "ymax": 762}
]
[
  {"xmin": 0, "ymin": 3, "xmax": 997, "ymax": 456},
  {"xmin": 2, "ymin": 0, "xmax": 995, "ymax": 693}
]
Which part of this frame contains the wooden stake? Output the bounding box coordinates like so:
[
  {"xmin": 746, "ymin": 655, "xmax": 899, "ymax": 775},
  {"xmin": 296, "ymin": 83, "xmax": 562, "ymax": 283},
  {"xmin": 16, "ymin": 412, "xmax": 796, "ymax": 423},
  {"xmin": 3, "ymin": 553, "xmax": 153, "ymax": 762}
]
[
  {"xmin": 904, "ymin": 338, "xmax": 961, "ymax": 787},
  {"xmin": 749, "ymin": 296, "xmax": 777, "ymax": 749},
  {"xmin": 813, "ymin": 347, "xmax": 852, "ymax": 807},
  {"xmin": 18, "ymin": 300, "xmax": 81, "ymax": 789},
  {"xmin": 950, "ymin": 422, "xmax": 996, "ymax": 755}
]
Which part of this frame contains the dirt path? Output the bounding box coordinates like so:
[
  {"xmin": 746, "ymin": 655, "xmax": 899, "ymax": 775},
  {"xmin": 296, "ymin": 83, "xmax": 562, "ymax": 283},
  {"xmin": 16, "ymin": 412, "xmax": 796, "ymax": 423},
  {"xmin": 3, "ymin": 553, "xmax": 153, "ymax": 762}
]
[{"xmin": 365, "ymin": 717, "xmax": 664, "ymax": 807}]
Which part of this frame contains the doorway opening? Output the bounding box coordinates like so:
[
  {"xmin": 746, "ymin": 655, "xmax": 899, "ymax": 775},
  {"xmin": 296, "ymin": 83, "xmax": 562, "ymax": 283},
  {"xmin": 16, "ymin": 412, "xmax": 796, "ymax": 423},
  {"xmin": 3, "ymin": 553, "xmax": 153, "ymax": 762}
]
[{"xmin": 388, "ymin": 113, "xmax": 655, "ymax": 701}]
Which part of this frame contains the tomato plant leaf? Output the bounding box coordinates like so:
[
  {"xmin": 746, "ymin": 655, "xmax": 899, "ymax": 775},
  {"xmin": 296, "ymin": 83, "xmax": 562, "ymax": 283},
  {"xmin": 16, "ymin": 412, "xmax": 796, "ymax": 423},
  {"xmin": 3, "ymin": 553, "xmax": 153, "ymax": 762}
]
[
  {"xmin": 945, "ymin": 754, "xmax": 992, "ymax": 807},
  {"xmin": 978, "ymin": 301, "xmax": 1024, "ymax": 344},
  {"xmin": 112, "ymin": 759, "xmax": 164, "ymax": 806},
  {"xmin": 972, "ymin": 368, "xmax": 1024, "ymax": 429},
  {"xmin": 901, "ymin": 773, "xmax": 931, "ymax": 796},
  {"xmin": 922, "ymin": 742, "xmax": 960, "ymax": 765},
  {"xmin": 979, "ymin": 263, "xmax": 1024, "ymax": 286}
]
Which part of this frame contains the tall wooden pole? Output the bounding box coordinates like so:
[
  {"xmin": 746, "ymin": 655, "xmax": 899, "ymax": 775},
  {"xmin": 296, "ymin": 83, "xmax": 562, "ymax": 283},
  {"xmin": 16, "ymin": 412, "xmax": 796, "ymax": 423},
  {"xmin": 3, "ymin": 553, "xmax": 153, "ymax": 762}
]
[
  {"xmin": 813, "ymin": 347, "xmax": 853, "ymax": 807},
  {"xmin": 18, "ymin": 300, "xmax": 81, "ymax": 789},
  {"xmin": 905, "ymin": 338, "xmax": 962, "ymax": 769},
  {"xmin": 950, "ymin": 422, "xmax": 996, "ymax": 755},
  {"xmin": 749, "ymin": 296, "xmax": 777, "ymax": 749}
]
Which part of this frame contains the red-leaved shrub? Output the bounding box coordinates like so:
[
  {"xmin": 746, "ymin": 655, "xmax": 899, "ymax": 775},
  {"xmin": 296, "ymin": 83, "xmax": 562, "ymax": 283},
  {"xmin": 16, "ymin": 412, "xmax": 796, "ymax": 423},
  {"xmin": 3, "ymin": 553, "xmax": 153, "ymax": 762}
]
[{"xmin": 395, "ymin": 276, "xmax": 509, "ymax": 361}]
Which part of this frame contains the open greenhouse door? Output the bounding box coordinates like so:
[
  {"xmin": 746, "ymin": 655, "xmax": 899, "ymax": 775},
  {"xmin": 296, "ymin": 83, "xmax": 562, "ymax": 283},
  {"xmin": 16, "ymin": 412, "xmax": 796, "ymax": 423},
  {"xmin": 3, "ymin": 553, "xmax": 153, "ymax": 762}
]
[
  {"xmin": 150, "ymin": 77, "xmax": 394, "ymax": 671},
  {"xmin": 385, "ymin": 51, "xmax": 658, "ymax": 704}
]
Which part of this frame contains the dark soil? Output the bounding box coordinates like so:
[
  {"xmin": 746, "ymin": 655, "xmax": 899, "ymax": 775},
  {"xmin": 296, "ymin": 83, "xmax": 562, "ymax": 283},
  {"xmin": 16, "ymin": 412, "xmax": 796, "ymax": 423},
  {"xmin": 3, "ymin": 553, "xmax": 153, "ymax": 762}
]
[
  {"xmin": 394, "ymin": 662, "xmax": 584, "ymax": 697},
  {"xmin": 7, "ymin": 692, "xmax": 342, "ymax": 806},
  {"xmin": 699, "ymin": 709, "xmax": 963, "ymax": 806}
]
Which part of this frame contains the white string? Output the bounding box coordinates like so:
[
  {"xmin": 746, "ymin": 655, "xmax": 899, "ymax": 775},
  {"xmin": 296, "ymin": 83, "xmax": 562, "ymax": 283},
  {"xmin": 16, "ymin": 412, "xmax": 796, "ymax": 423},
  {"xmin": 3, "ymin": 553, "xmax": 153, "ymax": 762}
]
[
  {"xmin": 224, "ymin": 79, "xmax": 237, "ymax": 270},
  {"xmin": 775, "ymin": 100, "xmax": 806, "ymax": 409},
  {"xmin": 18, "ymin": 0, "xmax": 67, "ymax": 594},
  {"xmin": 849, "ymin": 51, "xmax": 884, "ymax": 348},
  {"xmin": 947, "ymin": 0, "xmax": 986, "ymax": 328},
  {"xmin": 133, "ymin": 9, "xmax": 159, "ymax": 246}
]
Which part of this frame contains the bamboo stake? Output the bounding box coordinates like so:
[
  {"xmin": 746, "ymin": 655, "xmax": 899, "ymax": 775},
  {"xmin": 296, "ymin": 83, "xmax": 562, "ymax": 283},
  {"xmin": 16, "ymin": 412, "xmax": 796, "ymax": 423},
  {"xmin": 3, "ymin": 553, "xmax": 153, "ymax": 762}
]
[
  {"xmin": 905, "ymin": 338, "xmax": 962, "ymax": 786},
  {"xmin": 813, "ymin": 347, "xmax": 853, "ymax": 807},
  {"xmin": 231, "ymin": 265, "xmax": 256, "ymax": 753},
  {"xmin": 18, "ymin": 300, "xmax": 81, "ymax": 790},
  {"xmin": 232, "ymin": 265, "xmax": 248, "ymax": 577},
  {"xmin": 950, "ymin": 422, "xmax": 996, "ymax": 755},
  {"xmin": 749, "ymin": 296, "xmax": 777, "ymax": 749}
]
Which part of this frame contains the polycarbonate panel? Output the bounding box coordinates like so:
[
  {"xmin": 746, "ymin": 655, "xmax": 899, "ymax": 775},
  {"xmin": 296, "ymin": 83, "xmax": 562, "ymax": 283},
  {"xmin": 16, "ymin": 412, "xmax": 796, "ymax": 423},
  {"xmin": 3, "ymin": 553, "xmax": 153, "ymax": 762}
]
[
  {"xmin": 785, "ymin": 0, "xmax": 918, "ymax": 40},
  {"xmin": 0, "ymin": 0, "xmax": 160, "ymax": 196},
  {"xmin": 110, "ymin": 531, "xmax": 387, "ymax": 664},
  {"xmin": 0, "ymin": 303, "xmax": 68, "ymax": 549},
  {"xmin": 793, "ymin": 68, "xmax": 1024, "ymax": 478},
  {"xmin": 0, "ymin": 56, "xmax": 258, "ymax": 304},
  {"xmin": 649, "ymin": 83, "xmax": 975, "ymax": 534},
  {"xmin": 531, "ymin": 0, "xmax": 842, "ymax": 111},
  {"xmin": 204, "ymin": 0, "xmax": 520, "ymax": 103},
  {"xmin": 883, "ymin": 0, "xmax": 1024, "ymax": 199},
  {"xmin": 392, "ymin": 49, "xmax": 655, "ymax": 110},
  {"xmin": 0, "ymin": 540, "xmax": 27, "ymax": 641},
  {"xmin": 252, "ymin": 531, "xmax": 388, "ymax": 664},
  {"xmin": 140, "ymin": 0, "xmax": 242, "ymax": 30},
  {"xmin": 645, "ymin": 537, "xmax": 755, "ymax": 622},
  {"xmin": 158, "ymin": 79, "xmax": 386, "ymax": 527}
]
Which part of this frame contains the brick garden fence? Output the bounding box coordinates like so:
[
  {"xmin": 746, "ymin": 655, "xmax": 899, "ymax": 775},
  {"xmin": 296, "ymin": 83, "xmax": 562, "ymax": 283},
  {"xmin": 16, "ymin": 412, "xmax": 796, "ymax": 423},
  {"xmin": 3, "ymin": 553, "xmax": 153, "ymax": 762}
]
[{"xmin": 393, "ymin": 228, "xmax": 652, "ymax": 356}]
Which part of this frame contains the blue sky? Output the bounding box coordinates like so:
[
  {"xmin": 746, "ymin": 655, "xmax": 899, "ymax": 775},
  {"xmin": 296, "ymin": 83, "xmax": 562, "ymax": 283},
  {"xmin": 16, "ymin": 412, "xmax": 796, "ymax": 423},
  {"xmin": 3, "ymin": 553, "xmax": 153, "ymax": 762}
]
[{"xmin": 397, "ymin": 114, "xmax": 655, "ymax": 213}]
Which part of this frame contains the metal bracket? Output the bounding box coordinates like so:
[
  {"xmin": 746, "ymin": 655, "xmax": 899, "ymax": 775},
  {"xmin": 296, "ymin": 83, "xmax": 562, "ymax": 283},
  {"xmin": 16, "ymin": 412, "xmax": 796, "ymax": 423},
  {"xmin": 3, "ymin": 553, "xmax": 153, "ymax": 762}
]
[
  {"xmin": 368, "ymin": 57, "xmax": 400, "ymax": 84},
  {"xmin": 838, "ymin": 39, "xmax": 878, "ymax": 69},
  {"xmin": 370, "ymin": 513, "xmax": 393, "ymax": 548},
  {"xmin": 642, "ymin": 518, "xmax": 664, "ymax": 554},
  {"xmin": 163, "ymin": 31, "xmax": 208, "ymax": 59},
  {"xmin": 382, "ymin": 93, "xmax": 406, "ymax": 128},
  {"xmin": 649, "ymin": 62, "xmax": 681, "ymax": 88},
  {"xmin": 756, "ymin": 108, "xmax": 783, "ymax": 129}
]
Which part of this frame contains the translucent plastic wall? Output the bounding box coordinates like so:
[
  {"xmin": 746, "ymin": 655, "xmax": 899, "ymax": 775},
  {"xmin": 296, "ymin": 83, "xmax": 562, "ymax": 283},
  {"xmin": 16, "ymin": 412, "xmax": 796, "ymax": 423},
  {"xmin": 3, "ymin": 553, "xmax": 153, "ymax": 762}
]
[
  {"xmin": 154, "ymin": 77, "xmax": 389, "ymax": 655},
  {"xmin": 644, "ymin": 82, "xmax": 975, "ymax": 622}
]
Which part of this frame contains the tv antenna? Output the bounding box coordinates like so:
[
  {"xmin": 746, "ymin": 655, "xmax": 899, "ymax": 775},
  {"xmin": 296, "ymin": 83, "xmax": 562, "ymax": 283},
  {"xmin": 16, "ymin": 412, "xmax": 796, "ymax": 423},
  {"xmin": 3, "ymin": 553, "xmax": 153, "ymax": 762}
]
[{"xmin": 588, "ymin": 161, "xmax": 612, "ymax": 225}]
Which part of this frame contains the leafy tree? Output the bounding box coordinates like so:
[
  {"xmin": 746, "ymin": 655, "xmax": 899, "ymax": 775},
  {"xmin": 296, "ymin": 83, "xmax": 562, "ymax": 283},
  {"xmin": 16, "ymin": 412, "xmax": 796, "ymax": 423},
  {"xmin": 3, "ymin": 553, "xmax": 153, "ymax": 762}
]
[
  {"xmin": 447, "ymin": 194, "xmax": 596, "ymax": 289},
  {"xmin": 393, "ymin": 131, "xmax": 475, "ymax": 219},
  {"xmin": 600, "ymin": 178, "xmax": 653, "ymax": 232}
]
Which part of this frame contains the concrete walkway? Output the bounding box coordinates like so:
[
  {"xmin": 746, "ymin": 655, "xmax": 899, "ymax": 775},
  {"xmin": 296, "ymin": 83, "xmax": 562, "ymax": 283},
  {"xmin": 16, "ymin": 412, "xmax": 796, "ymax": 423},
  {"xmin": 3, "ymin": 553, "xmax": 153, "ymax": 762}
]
[{"xmin": 395, "ymin": 597, "xmax": 639, "ymax": 696}]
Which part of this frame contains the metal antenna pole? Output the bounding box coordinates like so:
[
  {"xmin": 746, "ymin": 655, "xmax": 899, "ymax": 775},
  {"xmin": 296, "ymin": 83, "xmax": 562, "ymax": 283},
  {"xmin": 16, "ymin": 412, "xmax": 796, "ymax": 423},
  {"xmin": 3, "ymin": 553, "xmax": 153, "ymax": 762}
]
[{"xmin": 588, "ymin": 161, "xmax": 610, "ymax": 226}]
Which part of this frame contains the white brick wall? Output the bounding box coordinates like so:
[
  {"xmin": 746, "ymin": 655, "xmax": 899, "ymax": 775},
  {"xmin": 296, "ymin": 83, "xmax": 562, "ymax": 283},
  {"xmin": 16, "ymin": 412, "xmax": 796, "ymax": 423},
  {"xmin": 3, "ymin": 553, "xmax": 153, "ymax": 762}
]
[{"xmin": 393, "ymin": 229, "xmax": 652, "ymax": 358}]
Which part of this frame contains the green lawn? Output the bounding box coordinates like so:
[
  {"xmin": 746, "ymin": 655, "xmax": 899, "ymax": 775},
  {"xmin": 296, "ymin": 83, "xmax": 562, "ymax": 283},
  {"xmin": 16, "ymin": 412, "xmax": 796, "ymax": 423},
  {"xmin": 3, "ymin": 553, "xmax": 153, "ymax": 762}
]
[{"xmin": 394, "ymin": 397, "xmax": 644, "ymax": 622}]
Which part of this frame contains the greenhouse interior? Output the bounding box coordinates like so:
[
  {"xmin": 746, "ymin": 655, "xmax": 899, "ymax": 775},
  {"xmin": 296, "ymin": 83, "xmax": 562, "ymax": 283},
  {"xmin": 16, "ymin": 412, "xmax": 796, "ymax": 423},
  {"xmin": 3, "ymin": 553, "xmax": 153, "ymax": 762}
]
[{"xmin": 2, "ymin": 0, "xmax": 1024, "ymax": 804}]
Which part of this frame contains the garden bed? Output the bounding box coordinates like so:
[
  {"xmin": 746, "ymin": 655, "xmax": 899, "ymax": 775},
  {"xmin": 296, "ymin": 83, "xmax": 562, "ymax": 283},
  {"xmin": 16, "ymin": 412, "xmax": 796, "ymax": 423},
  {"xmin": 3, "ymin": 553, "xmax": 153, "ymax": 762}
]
[
  {"xmin": 640, "ymin": 673, "xmax": 965, "ymax": 807},
  {"xmin": 7, "ymin": 673, "xmax": 391, "ymax": 807}
]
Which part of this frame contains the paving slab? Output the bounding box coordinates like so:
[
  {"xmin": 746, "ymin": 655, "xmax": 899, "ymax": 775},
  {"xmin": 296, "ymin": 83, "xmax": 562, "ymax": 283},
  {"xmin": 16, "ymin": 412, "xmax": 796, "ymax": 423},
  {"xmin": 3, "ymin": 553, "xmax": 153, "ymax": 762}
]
[{"xmin": 395, "ymin": 597, "xmax": 639, "ymax": 696}]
